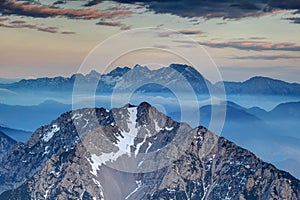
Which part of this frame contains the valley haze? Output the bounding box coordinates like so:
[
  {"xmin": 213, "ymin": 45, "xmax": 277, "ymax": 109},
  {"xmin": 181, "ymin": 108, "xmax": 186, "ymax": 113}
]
[
  {"xmin": 0, "ymin": 64, "xmax": 299, "ymax": 180},
  {"xmin": 0, "ymin": 0, "xmax": 300, "ymax": 198}
]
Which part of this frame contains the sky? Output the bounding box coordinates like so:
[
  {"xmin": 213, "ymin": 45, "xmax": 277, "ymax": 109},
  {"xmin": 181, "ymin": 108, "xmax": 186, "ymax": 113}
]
[{"xmin": 0, "ymin": 0, "xmax": 299, "ymax": 83}]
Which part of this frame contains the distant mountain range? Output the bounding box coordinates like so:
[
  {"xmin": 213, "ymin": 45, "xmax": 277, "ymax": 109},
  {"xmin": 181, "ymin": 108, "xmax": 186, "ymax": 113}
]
[
  {"xmin": 0, "ymin": 98, "xmax": 300, "ymax": 179},
  {"xmin": 2, "ymin": 98, "xmax": 300, "ymax": 137},
  {"xmin": 0, "ymin": 100, "xmax": 71, "ymax": 132},
  {"xmin": 0, "ymin": 126, "xmax": 32, "ymax": 143},
  {"xmin": 0, "ymin": 78, "xmax": 20, "ymax": 84},
  {"xmin": 170, "ymin": 100, "xmax": 300, "ymax": 178},
  {"xmin": 0, "ymin": 63, "xmax": 299, "ymax": 180},
  {"xmin": 219, "ymin": 76, "xmax": 300, "ymax": 96},
  {"xmin": 246, "ymin": 101, "xmax": 300, "ymax": 139},
  {"xmin": 0, "ymin": 64, "xmax": 299, "ymax": 96},
  {"xmin": 0, "ymin": 131, "xmax": 16, "ymax": 157},
  {"xmin": 0, "ymin": 102, "xmax": 299, "ymax": 199}
]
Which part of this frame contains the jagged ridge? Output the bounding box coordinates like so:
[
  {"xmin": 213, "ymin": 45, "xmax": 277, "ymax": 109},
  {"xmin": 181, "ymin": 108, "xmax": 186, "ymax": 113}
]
[{"xmin": 0, "ymin": 102, "xmax": 299, "ymax": 199}]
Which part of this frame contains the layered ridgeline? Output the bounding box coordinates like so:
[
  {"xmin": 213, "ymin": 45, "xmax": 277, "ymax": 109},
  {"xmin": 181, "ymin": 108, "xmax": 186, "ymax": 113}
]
[
  {"xmin": 0, "ymin": 131, "xmax": 16, "ymax": 157},
  {"xmin": 1, "ymin": 64, "xmax": 300, "ymax": 96},
  {"xmin": 0, "ymin": 102, "xmax": 299, "ymax": 199}
]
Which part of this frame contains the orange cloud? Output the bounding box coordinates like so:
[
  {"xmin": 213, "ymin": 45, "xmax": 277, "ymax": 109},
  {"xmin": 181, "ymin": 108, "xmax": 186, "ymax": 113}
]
[
  {"xmin": 10, "ymin": 20, "xmax": 26, "ymax": 24},
  {"xmin": 0, "ymin": 17, "xmax": 9, "ymax": 21},
  {"xmin": 0, "ymin": 0, "xmax": 133, "ymax": 19}
]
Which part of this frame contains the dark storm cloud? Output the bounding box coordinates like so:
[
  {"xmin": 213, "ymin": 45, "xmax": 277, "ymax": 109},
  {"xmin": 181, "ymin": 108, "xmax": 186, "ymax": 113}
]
[
  {"xmin": 84, "ymin": 0, "xmax": 300, "ymax": 21},
  {"xmin": 84, "ymin": 0, "xmax": 103, "ymax": 7},
  {"xmin": 284, "ymin": 17, "xmax": 300, "ymax": 24}
]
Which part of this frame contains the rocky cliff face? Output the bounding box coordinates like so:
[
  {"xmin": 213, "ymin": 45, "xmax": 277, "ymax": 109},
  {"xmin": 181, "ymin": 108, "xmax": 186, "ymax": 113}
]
[{"xmin": 0, "ymin": 102, "xmax": 299, "ymax": 199}]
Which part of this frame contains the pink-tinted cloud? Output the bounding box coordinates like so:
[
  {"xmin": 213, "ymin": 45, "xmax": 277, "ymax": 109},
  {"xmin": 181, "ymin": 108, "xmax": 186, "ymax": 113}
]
[
  {"xmin": 10, "ymin": 20, "xmax": 26, "ymax": 24},
  {"xmin": 0, "ymin": 17, "xmax": 9, "ymax": 21},
  {"xmin": 0, "ymin": 23, "xmax": 15, "ymax": 28},
  {"xmin": 0, "ymin": 21, "xmax": 61, "ymax": 34},
  {"xmin": 199, "ymin": 41, "xmax": 300, "ymax": 51},
  {"xmin": 0, "ymin": 0, "xmax": 133, "ymax": 19},
  {"xmin": 0, "ymin": 19, "xmax": 79, "ymax": 34},
  {"xmin": 232, "ymin": 54, "xmax": 300, "ymax": 60},
  {"xmin": 37, "ymin": 27, "xmax": 58, "ymax": 33}
]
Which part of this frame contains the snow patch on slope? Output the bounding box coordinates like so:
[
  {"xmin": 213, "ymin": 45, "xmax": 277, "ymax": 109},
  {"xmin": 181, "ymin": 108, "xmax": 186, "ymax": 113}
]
[
  {"xmin": 42, "ymin": 124, "xmax": 60, "ymax": 142},
  {"xmin": 154, "ymin": 119, "xmax": 163, "ymax": 132},
  {"xmin": 145, "ymin": 142, "xmax": 153, "ymax": 153},
  {"xmin": 118, "ymin": 107, "xmax": 138, "ymax": 155},
  {"xmin": 89, "ymin": 107, "xmax": 139, "ymax": 175},
  {"xmin": 165, "ymin": 126, "xmax": 174, "ymax": 131}
]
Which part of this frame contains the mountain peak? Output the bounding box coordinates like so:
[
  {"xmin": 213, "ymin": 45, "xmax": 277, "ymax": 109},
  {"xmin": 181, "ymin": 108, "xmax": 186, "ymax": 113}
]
[
  {"xmin": 138, "ymin": 101, "xmax": 151, "ymax": 109},
  {"xmin": 169, "ymin": 63, "xmax": 190, "ymax": 71},
  {"xmin": 246, "ymin": 76, "xmax": 286, "ymax": 84},
  {"xmin": 133, "ymin": 64, "xmax": 150, "ymax": 71},
  {"xmin": 223, "ymin": 75, "xmax": 300, "ymax": 95},
  {"xmin": 0, "ymin": 102, "xmax": 300, "ymax": 199},
  {"xmin": 86, "ymin": 70, "xmax": 101, "ymax": 79},
  {"xmin": 122, "ymin": 103, "xmax": 136, "ymax": 108},
  {"xmin": 2, "ymin": 64, "xmax": 299, "ymax": 97},
  {"xmin": 106, "ymin": 66, "xmax": 131, "ymax": 77}
]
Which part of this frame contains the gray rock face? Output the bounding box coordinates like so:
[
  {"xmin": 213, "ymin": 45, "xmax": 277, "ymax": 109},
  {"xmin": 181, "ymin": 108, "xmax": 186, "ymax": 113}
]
[{"xmin": 0, "ymin": 102, "xmax": 299, "ymax": 199}]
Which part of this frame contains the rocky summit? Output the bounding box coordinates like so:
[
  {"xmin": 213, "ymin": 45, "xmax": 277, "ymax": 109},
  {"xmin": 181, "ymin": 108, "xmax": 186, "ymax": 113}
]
[{"xmin": 0, "ymin": 102, "xmax": 299, "ymax": 199}]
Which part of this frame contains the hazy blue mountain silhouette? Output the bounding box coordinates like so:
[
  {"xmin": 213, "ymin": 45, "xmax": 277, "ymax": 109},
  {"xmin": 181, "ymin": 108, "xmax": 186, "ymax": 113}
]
[
  {"xmin": 0, "ymin": 64, "xmax": 299, "ymax": 97},
  {"xmin": 0, "ymin": 131, "xmax": 16, "ymax": 157},
  {"xmin": 0, "ymin": 126, "xmax": 31, "ymax": 143},
  {"xmin": 0, "ymin": 100, "xmax": 71, "ymax": 132},
  {"xmin": 219, "ymin": 76, "xmax": 300, "ymax": 96}
]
